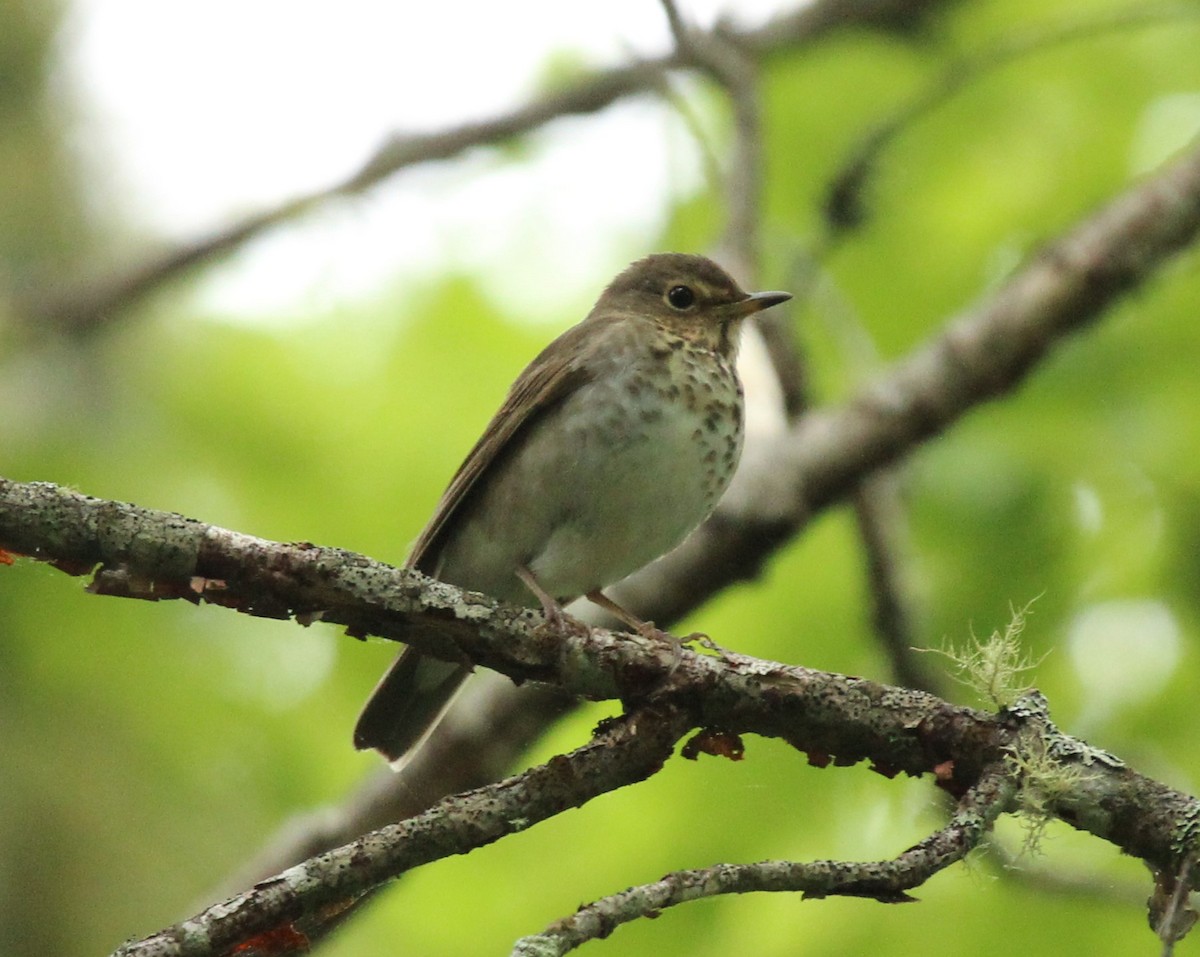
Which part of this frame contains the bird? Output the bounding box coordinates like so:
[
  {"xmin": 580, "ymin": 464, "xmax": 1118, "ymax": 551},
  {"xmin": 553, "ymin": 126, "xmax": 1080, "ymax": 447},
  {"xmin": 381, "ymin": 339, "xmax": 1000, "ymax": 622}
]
[{"xmin": 353, "ymin": 253, "xmax": 791, "ymax": 764}]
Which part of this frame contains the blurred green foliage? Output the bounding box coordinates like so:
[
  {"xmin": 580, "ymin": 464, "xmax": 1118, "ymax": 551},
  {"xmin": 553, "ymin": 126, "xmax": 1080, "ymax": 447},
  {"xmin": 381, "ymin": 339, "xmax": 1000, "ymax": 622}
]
[
  {"xmin": 3, "ymin": 1, "xmax": 1200, "ymax": 955},
  {"xmin": 0, "ymin": 0, "xmax": 93, "ymax": 277}
]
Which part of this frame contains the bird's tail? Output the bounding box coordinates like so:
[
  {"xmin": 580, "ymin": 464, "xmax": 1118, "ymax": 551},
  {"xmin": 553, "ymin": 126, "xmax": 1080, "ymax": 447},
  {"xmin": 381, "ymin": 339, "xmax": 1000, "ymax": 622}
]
[{"xmin": 353, "ymin": 649, "xmax": 471, "ymax": 766}]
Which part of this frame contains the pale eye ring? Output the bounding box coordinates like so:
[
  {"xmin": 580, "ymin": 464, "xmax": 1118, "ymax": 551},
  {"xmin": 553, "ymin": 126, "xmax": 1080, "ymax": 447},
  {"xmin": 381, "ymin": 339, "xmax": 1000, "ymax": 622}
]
[{"xmin": 666, "ymin": 285, "xmax": 695, "ymax": 310}]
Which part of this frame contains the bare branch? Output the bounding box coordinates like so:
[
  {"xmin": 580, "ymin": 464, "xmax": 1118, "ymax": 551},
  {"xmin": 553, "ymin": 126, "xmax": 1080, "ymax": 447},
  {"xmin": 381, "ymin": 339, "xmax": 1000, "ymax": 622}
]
[
  {"xmin": 513, "ymin": 763, "xmax": 1015, "ymax": 955},
  {"xmin": 212, "ymin": 679, "xmax": 574, "ymax": 898},
  {"xmin": 110, "ymin": 704, "xmax": 692, "ymax": 957},
  {"xmin": 612, "ymin": 135, "xmax": 1200, "ymax": 627},
  {"xmin": 852, "ymin": 472, "xmax": 937, "ymax": 691},
  {"xmin": 824, "ymin": 2, "xmax": 1200, "ymax": 231},
  {"xmin": 3, "ymin": 478, "xmax": 1200, "ymax": 893},
  {"xmin": 19, "ymin": 0, "xmax": 953, "ymax": 334},
  {"xmin": 1152, "ymin": 857, "xmax": 1199, "ymax": 956},
  {"xmin": 657, "ymin": 0, "xmax": 688, "ymax": 44},
  {"xmin": 659, "ymin": 0, "xmax": 763, "ymax": 278},
  {"xmin": 10, "ymin": 133, "xmax": 1195, "ymax": 901},
  {"xmin": 988, "ymin": 842, "xmax": 1145, "ymax": 904}
]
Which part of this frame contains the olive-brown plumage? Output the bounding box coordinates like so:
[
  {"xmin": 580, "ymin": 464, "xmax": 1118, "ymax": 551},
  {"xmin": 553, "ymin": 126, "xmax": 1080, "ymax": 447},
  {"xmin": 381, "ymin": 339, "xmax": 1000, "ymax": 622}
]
[{"xmin": 354, "ymin": 253, "xmax": 791, "ymax": 762}]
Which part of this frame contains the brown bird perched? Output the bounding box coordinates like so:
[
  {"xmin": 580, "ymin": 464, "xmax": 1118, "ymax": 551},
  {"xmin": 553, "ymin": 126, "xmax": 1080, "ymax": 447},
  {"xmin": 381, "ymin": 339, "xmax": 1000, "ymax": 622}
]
[{"xmin": 354, "ymin": 253, "xmax": 791, "ymax": 763}]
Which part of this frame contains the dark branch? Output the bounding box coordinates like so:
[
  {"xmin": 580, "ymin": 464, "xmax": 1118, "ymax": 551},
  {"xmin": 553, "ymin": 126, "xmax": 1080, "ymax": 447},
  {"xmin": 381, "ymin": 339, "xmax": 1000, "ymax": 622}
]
[{"xmin": 852, "ymin": 473, "xmax": 938, "ymax": 691}]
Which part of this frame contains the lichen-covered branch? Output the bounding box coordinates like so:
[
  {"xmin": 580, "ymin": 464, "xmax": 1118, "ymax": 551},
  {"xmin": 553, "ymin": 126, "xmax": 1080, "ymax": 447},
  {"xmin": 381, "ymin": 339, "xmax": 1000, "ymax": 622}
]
[
  {"xmin": 6, "ymin": 119, "xmax": 1200, "ymax": 956},
  {"xmin": 512, "ymin": 764, "xmax": 1015, "ymax": 956},
  {"xmin": 2, "ymin": 477, "xmax": 1198, "ymax": 901},
  {"xmin": 109, "ymin": 704, "xmax": 693, "ymax": 957},
  {"xmin": 7, "ymin": 130, "xmax": 1200, "ymax": 903}
]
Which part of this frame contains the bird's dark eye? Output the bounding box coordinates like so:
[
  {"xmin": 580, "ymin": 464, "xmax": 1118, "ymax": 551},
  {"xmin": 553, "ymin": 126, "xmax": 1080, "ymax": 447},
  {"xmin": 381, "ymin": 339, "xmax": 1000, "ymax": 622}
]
[{"xmin": 666, "ymin": 285, "xmax": 695, "ymax": 310}]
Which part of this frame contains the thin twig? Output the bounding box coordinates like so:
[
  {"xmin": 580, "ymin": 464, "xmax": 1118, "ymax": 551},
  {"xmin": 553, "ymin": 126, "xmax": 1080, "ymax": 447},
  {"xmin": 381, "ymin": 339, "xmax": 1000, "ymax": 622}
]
[
  {"xmin": 825, "ymin": 1, "xmax": 1200, "ymax": 231},
  {"xmin": 988, "ymin": 841, "xmax": 1145, "ymax": 904},
  {"xmin": 660, "ymin": 0, "xmax": 763, "ymax": 277},
  {"xmin": 513, "ymin": 763, "xmax": 1015, "ymax": 955},
  {"xmin": 17, "ymin": 0, "xmax": 951, "ymax": 335},
  {"xmin": 852, "ymin": 473, "xmax": 937, "ymax": 691},
  {"xmin": 1153, "ymin": 856, "xmax": 1199, "ymax": 956}
]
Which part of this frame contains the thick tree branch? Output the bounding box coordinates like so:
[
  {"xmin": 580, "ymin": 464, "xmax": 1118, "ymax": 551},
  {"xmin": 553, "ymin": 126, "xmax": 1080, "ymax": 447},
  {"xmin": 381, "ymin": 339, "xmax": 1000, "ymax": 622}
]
[
  {"xmin": 2, "ymin": 478, "xmax": 1198, "ymax": 897},
  {"xmin": 6, "ymin": 137, "xmax": 1200, "ymax": 898}
]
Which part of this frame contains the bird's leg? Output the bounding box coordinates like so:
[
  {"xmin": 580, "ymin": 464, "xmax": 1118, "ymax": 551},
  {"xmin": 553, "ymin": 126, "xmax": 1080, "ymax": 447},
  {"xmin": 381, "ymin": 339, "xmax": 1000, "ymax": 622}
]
[
  {"xmin": 585, "ymin": 588, "xmax": 696, "ymax": 673},
  {"xmin": 584, "ymin": 589, "xmax": 658, "ymax": 636},
  {"xmin": 583, "ymin": 589, "xmax": 736, "ymax": 660},
  {"xmin": 585, "ymin": 589, "xmax": 716, "ymax": 644},
  {"xmin": 516, "ymin": 566, "xmax": 591, "ymax": 637}
]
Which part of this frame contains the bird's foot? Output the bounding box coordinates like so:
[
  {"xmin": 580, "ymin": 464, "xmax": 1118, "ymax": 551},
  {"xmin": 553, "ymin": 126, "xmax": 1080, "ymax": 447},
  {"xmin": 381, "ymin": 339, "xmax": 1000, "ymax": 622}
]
[
  {"xmin": 541, "ymin": 599, "xmax": 593, "ymax": 639},
  {"xmin": 518, "ymin": 565, "xmax": 592, "ymax": 638},
  {"xmin": 679, "ymin": 631, "xmax": 734, "ymax": 658},
  {"xmin": 585, "ymin": 590, "xmax": 684, "ymax": 673}
]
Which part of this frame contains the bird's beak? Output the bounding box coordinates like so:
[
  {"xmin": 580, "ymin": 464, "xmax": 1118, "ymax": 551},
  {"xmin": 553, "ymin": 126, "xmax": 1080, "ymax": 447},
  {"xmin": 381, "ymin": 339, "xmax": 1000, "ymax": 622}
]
[{"xmin": 722, "ymin": 289, "xmax": 792, "ymax": 320}]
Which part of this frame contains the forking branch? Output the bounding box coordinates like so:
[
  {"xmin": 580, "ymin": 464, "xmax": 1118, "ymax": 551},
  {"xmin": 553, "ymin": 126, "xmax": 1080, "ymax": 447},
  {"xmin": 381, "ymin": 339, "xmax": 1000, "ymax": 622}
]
[
  {"xmin": 2, "ymin": 478, "xmax": 1197, "ymax": 955},
  {"xmin": 7, "ymin": 127, "xmax": 1200, "ymax": 952},
  {"xmin": 7, "ymin": 3, "xmax": 1200, "ymax": 953},
  {"xmin": 16, "ymin": 0, "xmax": 947, "ymax": 335}
]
